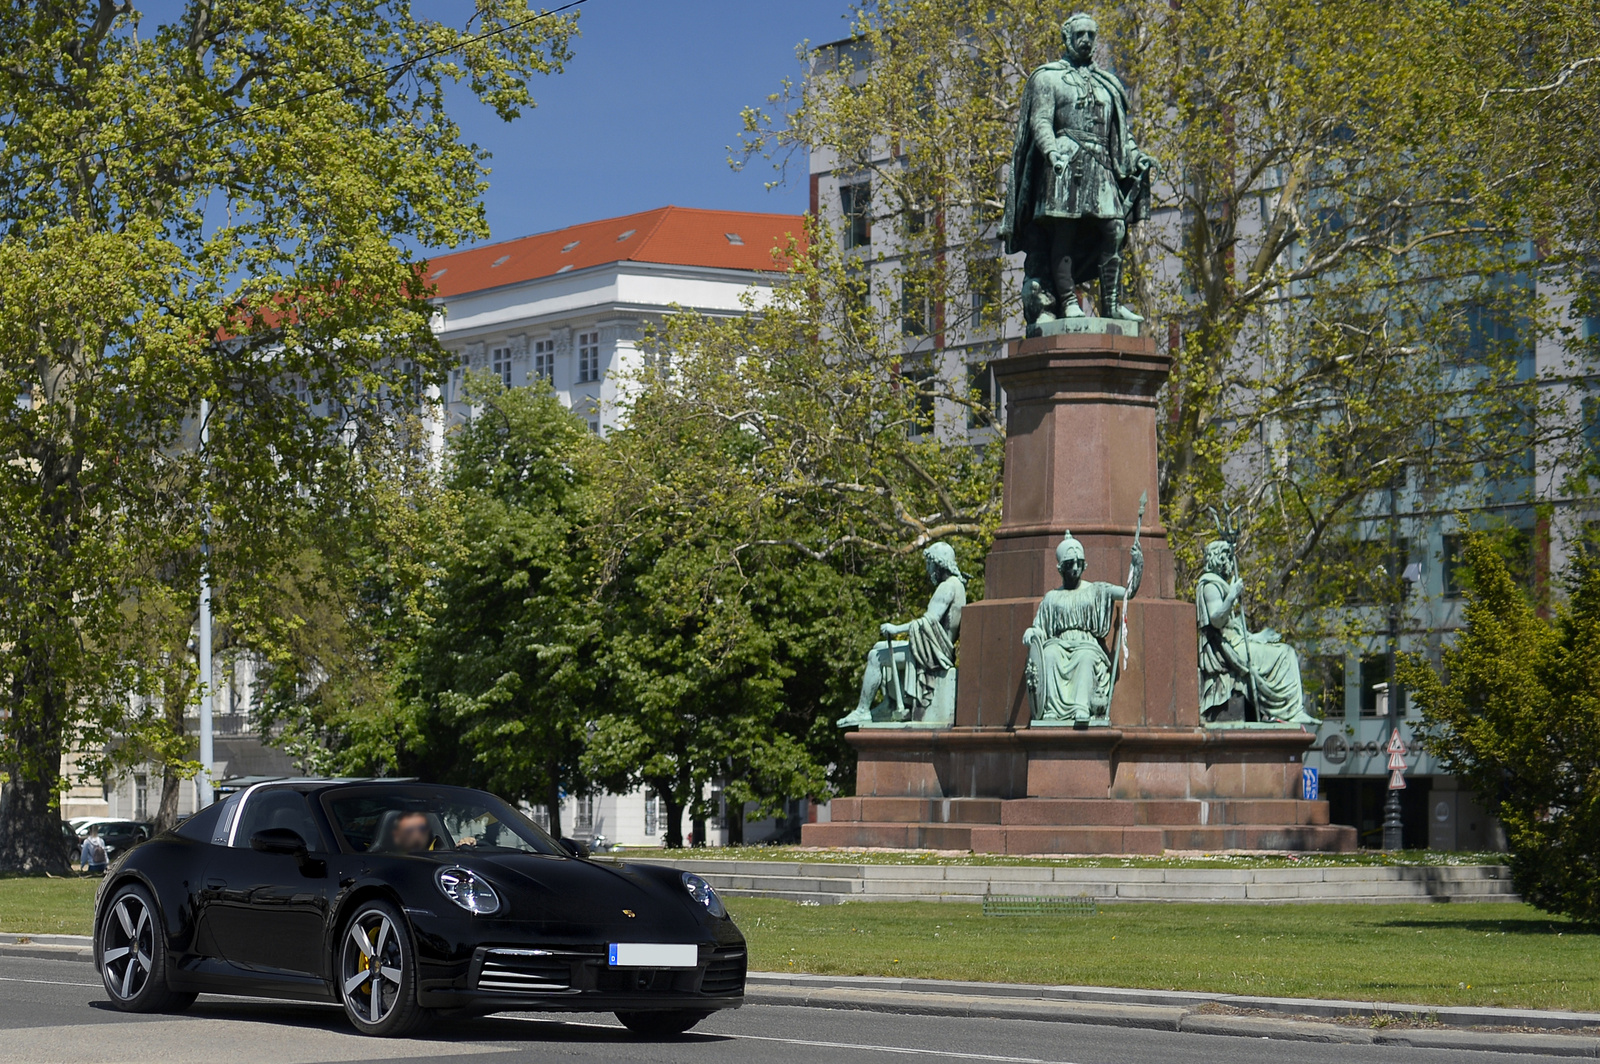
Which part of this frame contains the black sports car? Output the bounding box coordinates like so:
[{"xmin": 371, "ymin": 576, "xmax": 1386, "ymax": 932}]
[{"xmin": 92, "ymin": 780, "xmax": 745, "ymax": 1036}]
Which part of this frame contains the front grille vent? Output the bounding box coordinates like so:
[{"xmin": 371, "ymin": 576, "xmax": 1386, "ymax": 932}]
[
  {"xmin": 478, "ymin": 949, "xmax": 573, "ymax": 992},
  {"xmin": 701, "ymin": 949, "xmax": 746, "ymax": 995}
]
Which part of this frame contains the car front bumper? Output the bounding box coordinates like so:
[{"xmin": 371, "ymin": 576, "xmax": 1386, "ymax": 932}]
[{"xmin": 412, "ymin": 939, "xmax": 747, "ymax": 1014}]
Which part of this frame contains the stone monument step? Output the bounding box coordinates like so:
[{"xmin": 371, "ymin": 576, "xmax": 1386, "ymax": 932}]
[
  {"xmin": 832, "ymin": 796, "xmax": 1332, "ymax": 828},
  {"xmin": 803, "ymin": 820, "xmax": 1358, "ymax": 854},
  {"xmin": 626, "ymin": 858, "xmax": 1518, "ymax": 906}
]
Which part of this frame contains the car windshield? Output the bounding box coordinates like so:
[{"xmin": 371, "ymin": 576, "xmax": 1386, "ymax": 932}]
[{"xmin": 324, "ymin": 789, "xmax": 563, "ymax": 857}]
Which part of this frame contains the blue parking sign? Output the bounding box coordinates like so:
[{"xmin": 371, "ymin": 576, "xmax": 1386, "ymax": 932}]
[{"xmin": 1302, "ymin": 765, "xmax": 1319, "ymax": 801}]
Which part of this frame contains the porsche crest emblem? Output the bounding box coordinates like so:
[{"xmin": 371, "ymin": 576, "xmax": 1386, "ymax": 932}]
[{"xmin": 623, "ymin": 909, "xmax": 637, "ymax": 918}]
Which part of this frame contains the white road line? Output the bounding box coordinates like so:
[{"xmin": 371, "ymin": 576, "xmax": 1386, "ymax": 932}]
[
  {"xmin": 0, "ymin": 976, "xmax": 101, "ymax": 989},
  {"xmin": 541, "ymin": 1017, "xmax": 1080, "ymax": 1064},
  {"xmin": 1, "ymin": 978, "xmax": 1077, "ymax": 1063}
]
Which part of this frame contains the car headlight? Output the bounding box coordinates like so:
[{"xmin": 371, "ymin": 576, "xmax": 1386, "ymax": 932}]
[
  {"xmin": 436, "ymin": 866, "xmax": 500, "ymax": 915},
  {"xmin": 682, "ymin": 872, "xmax": 726, "ymax": 918}
]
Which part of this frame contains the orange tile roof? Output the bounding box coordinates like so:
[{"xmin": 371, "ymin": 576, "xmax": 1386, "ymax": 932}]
[{"xmin": 423, "ymin": 206, "xmax": 806, "ymax": 299}]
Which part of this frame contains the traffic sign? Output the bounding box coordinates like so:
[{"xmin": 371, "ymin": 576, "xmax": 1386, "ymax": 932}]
[
  {"xmin": 1386, "ymin": 729, "xmax": 1408, "ymax": 789},
  {"xmin": 1301, "ymin": 766, "xmax": 1319, "ymax": 801}
]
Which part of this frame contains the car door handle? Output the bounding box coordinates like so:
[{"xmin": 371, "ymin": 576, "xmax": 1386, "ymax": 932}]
[{"xmin": 205, "ymin": 877, "xmax": 226, "ymax": 890}]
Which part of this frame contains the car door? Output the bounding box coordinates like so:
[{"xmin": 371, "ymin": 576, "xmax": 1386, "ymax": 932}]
[{"xmin": 204, "ymin": 788, "xmax": 334, "ymax": 978}]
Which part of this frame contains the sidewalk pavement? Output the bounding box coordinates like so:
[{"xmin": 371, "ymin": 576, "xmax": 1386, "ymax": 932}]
[{"xmin": 7, "ymin": 934, "xmax": 1597, "ymax": 1057}]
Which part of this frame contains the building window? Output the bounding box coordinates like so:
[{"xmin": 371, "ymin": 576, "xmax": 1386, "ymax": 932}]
[
  {"xmin": 533, "ymin": 339, "xmax": 555, "ymax": 383},
  {"xmin": 1306, "ymin": 655, "xmax": 1346, "ymax": 719},
  {"xmin": 901, "ymin": 359, "xmax": 936, "ymax": 436},
  {"xmin": 577, "ymin": 331, "xmax": 600, "ymax": 383},
  {"xmin": 1442, "ymin": 534, "xmax": 1468, "ymax": 599},
  {"xmin": 574, "ymin": 796, "xmax": 594, "ymax": 837},
  {"xmin": 1358, "ymin": 656, "xmax": 1386, "ymax": 717},
  {"xmin": 490, "ymin": 345, "xmax": 513, "ymax": 387},
  {"xmin": 967, "ymin": 359, "xmax": 1001, "ymax": 429},
  {"xmin": 901, "ymin": 278, "xmax": 929, "ymax": 338},
  {"xmin": 529, "ymin": 804, "xmax": 551, "ymax": 832},
  {"xmin": 644, "ymin": 791, "xmax": 658, "ymax": 837},
  {"xmin": 969, "ymin": 256, "xmax": 1002, "ymax": 330},
  {"xmin": 840, "ymin": 182, "xmax": 871, "ymax": 249},
  {"xmin": 709, "ymin": 786, "xmax": 726, "ymax": 831},
  {"xmin": 588, "ymin": 418, "xmax": 601, "ymax": 434},
  {"xmin": 134, "ymin": 774, "xmax": 148, "ymax": 821}
]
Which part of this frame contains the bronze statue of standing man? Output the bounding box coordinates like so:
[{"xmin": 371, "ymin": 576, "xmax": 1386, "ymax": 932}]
[{"xmin": 1001, "ymin": 12, "xmax": 1155, "ymax": 328}]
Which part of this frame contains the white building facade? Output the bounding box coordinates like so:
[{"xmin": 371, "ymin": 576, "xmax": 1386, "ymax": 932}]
[{"xmin": 427, "ymin": 205, "xmax": 804, "ymax": 435}]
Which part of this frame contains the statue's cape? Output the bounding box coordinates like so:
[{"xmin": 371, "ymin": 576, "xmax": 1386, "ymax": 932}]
[{"xmin": 1000, "ymin": 61, "xmax": 1145, "ymax": 254}]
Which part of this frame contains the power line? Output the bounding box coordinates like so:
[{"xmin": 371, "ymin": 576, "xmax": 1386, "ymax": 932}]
[{"xmin": 0, "ymin": 0, "xmax": 589, "ymax": 191}]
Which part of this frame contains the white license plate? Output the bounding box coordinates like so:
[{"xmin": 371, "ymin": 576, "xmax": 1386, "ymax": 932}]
[{"xmin": 608, "ymin": 943, "xmax": 698, "ymax": 968}]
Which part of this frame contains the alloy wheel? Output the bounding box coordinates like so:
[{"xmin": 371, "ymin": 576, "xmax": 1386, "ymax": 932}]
[
  {"xmin": 102, "ymin": 894, "xmax": 154, "ymax": 1001},
  {"xmin": 341, "ymin": 909, "xmax": 404, "ymax": 1025}
]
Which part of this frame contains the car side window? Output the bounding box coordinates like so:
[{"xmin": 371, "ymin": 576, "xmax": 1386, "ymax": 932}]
[
  {"xmin": 173, "ymin": 802, "xmax": 225, "ymax": 842},
  {"xmin": 233, "ymin": 789, "xmax": 325, "ymax": 851}
]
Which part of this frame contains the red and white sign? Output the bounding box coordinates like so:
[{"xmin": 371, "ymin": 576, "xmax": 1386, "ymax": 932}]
[{"xmin": 1386, "ymin": 729, "xmax": 1408, "ymax": 790}]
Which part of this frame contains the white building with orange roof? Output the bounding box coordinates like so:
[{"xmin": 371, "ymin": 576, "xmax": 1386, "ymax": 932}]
[{"xmin": 425, "ymin": 205, "xmax": 804, "ymax": 434}]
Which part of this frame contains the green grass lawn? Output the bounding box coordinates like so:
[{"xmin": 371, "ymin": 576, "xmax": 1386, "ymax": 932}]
[
  {"xmin": 6, "ymin": 876, "xmax": 1593, "ymax": 1014},
  {"xmin": 727, "ymin": 897, "xmax": 1600, "ymax": 1014},
  {"xmin": 0, "ymin": 875, "xmax": 99, "ymax": 936}
]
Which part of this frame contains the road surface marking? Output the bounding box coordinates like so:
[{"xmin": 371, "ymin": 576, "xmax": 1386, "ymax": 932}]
[
  {"xmin": 0, "ymin": 976, "xmax": 101, "ymax": 989},
  {"xmin": 541, "ymin": 1017, "xmax": 1080, "ymax": 1063}
]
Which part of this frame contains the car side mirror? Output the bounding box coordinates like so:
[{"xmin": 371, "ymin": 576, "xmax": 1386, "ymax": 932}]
[
  {"xmin": 251, "ymin": 828, "xmax": 308, "ymax": 858},
  {"xmin": 559, "ymin": 837, "xmax": 590, "ymax": 858}
]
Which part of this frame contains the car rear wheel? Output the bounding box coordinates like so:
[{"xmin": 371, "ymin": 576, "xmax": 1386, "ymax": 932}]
[
  {"xmin": 99, "ymin": 884, "xmax": 195, "ymax": 1013},
  {"xmin": 338, "ymin": 901, "xmax": 429, "ymax": 1037},
  {"xmin": 615, "ymin": 1009, "xmax": 712, "ymax": 1037}
]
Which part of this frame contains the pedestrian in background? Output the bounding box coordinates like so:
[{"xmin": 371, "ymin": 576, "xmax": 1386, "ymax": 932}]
[{"xmin": 79, "ymin": 824, "xmax": 108, "ymax": 875}]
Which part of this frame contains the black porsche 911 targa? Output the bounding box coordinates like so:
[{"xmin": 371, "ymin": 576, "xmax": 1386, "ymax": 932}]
[{"xmin": 92, "ymin": 779, "xmax": 746, "ymax": 1037}]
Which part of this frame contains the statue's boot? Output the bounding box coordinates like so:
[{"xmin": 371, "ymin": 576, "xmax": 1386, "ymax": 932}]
[
  {"xmin": 1099, "ymin": 258, "xmax": 1144, "ymax": 322},
  {"xmin": 1053, "ymin": 256, "xmax": 1087, "ymax": 318},
  {"xmin": 836, "ymin": 705, "xmax": 874, "ymax": 727}
]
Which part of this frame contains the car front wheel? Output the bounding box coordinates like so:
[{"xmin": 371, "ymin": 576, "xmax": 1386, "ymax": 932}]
[
  {"xmin": 338, "ymin": 900, "xmax": 429, "ymax": 1037},
  {"xmin": 615, "ymin": 1009, "xmax": 712, "ymax": 1037},
  {"xmin": 98, "ymin": 884, "xmax": 195, "ymax": 1013}
]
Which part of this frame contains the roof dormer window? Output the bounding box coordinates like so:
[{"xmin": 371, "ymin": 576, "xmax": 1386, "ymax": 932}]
[
  {"xmin": 561, "ymin": 240, "xmax": 580, "ymax": 253},
  {"xmin": 491, "ymin": 254, "xmax": 510, "ymax": 267},
  {"xmin": 616, "ymin": 229, "xmax": 636, "ymax": 242},
  {"xmin": 725, "ymin": 233, "xmax": 744, "ymax": 245}
]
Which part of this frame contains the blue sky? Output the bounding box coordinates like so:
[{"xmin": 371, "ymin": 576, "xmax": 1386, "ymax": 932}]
[{"xmin": 451, "ymin": 0, "xmax": 854, "ymax": 247}]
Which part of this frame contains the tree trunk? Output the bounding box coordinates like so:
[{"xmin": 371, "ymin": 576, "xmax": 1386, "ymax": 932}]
[
  {"xmin": 0, "ymin": 659, "xmax": 70, "ymax": 874},
  {"xmin": 544, "ymin": 773, "xmax": 563, "ymax": 840},
  {"xmin": 661, "ymin": 783, "xmax": 684, "ymax": 850},
  {"xmin": 726, "ymin": 800, "xmax": 744, "ymax": 846},
  {"xmin": 154, "ymin": 765, "xmax": 183, "ymax": 834}
]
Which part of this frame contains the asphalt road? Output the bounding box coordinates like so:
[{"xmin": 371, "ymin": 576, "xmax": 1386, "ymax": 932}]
[{"xmin": 0, "ymin": 953, "xmax": 1578, "ymax": 1064}]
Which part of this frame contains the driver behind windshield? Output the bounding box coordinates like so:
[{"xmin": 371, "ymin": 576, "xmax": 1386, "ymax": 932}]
[{"xmin": 390, "ymin": 810, "xmax": 475, "ymax": 853}]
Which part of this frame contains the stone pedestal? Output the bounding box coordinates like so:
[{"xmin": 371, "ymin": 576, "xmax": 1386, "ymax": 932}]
[{"xmin": 805, "ymin": 328, "xmax": 1356, "ymax": 854}]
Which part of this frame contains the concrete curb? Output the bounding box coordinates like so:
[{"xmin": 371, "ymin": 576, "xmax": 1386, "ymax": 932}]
[
  {"xmin": 0, "ymin": 933, "xmax": 94, "ymax": 962},
  {"xmin": 744, "ymin": 984, "xmax": 1600, "ymax": 1057},
  {"xmin": 747, "ymin": 972, "xmax": 1600, "ymax": 1033}
]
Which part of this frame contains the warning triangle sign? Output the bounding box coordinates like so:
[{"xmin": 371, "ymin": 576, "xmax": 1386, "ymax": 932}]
[{"xmin": 1389, "ymin": 769, "xmax": 1407, "ymax": 789}]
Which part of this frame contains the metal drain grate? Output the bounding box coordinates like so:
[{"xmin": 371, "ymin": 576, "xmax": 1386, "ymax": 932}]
[{"xmin": 981, "ymin": 893, "xmax": 1097, "ymax": 917}]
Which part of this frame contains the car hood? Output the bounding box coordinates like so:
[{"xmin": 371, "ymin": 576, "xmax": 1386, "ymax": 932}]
[{"xmin": 441, "ymin": 853, "xmax": 709, "ymax": 936}]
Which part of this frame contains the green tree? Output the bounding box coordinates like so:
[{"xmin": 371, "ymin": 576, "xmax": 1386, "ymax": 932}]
[
  {"xmin": 0, "ymin": 0, "xmax": 577, "ymax": 872},
  {"xmin": 1401, "ymin": 534, "xmax": 1600, "ymax": 923},
  {"xmin": 583, "ymin": 234, "xmax": 997, "ymax": 845},
  {"xmin": 396, "ymin": 378, "xmax": 599, "ymax": 838},
  {"xmin": 738, "ymin": 0, "xmax": 1547, "ymax": 643}
]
